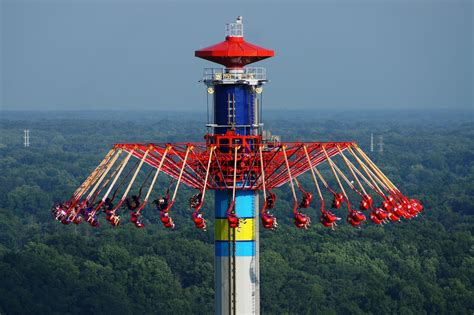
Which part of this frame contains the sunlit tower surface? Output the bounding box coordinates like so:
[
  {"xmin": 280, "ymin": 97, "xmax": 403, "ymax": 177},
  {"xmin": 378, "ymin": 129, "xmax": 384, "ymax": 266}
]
[{"xmin": 52, "ymin": 17, "xmax": 424, "ymax": 315}]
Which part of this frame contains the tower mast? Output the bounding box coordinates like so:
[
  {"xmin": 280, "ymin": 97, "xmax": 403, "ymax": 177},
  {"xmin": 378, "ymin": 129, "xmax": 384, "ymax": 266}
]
[{"xmin": 196, "ymin": 16, "xmax": 274, "ymax": 314}]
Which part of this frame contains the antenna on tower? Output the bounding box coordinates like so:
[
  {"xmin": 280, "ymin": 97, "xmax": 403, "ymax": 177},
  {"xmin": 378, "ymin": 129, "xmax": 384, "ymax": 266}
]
[{"xmin": 24, "ymin": 129, "xmax": 30, "ymax": 147}]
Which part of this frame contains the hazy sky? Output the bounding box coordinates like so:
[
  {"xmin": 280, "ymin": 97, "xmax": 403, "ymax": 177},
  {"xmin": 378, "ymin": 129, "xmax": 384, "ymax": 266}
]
[{"xmin": 1, "ymin": 0, "xmax": 472, "ymax": 111}]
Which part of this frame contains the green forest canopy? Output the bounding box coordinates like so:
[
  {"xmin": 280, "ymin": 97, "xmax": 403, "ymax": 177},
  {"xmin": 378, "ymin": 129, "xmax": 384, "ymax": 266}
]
[{"xmin": 0, "ymin": 110, "xmax": 472, "ymax": 314}]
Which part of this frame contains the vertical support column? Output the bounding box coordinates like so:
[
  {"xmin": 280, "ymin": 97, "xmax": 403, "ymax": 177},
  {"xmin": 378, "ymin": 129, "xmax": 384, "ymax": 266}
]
[{"xmin": 215, "ymin": 190, "xmax": 260, "ymax": 315}]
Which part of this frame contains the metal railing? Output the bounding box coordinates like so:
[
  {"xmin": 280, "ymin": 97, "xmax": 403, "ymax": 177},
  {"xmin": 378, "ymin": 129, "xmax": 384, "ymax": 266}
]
[
  {"xmin": 226, "ymin": 17, "xmax": 244, "ymax": 37},
  {"xmin": 202, "ymin": 67, "xmax": 267, "ymax": 82}
]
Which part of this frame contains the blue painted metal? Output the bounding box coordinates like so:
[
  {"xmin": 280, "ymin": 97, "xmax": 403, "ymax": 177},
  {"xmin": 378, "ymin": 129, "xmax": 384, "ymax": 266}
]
[
  {"xmin": 214, "ymin": 84, "xmax": 255, "ymax": 135},
  {"xmin": 215, "ymin": 241, "xmax": 255, "ymax": 257},
  {"xmin": 215, "ymin": 190, "xmax": 256, "ymax": 218}
]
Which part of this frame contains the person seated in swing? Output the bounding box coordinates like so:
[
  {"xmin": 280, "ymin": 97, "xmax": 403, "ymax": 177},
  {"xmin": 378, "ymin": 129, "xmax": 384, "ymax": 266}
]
[
  {"xmin": 192, "ymin": 212, "xmax": 206, "ymax": 230},
  {"xmin": 267, "ymin": 192, "xmax": 276, "ymax": 209},
  {"xmin": 103, "ymin": 197, "xmax": 114, "ymax": 211},
  {"xmin": 68, "ymin": 205, "xmax": 81, "ymax": 221},
  {"xmin": 189, "ymin": 192, "xmax": 202, "ymax": 209},
  {"xmin": 109, "ymin": 213, "xmax": 120, "ymax": 226},
  {"xmin": 134, "ymin": 217, "xmax": 145, "ymax": 228},
  {"xmin": 294, "ymin": 211, "xmax": 310, "ymax": 229},
  {"xmin": 51, "ymin": 203, "xmax": 66, "ymax": 221},
  {"xmin": 89, "ymin": 216, "xmax": 100, "ymax": 227},
  {"xmin": 153, "ymin": 194, "xmax": 170, "ymax": 212},
  {"xmin": 160, "ymin": 211, "xmax": 175, "ymax": 229},
  {"xmin": 125, "ymin": 195, "xmax": 141, "ymax": 211},
  {"xmin": 103, "ymin": 198, "xmax": 115, "ymax": 221},
  {"xmin": 227, "ymin": 210, "xmax": 240, "ymax": 229},
  {"xmin": 261, "ymin": 211, "xmax": 278, "ymax": 230},
  {"xmin": 331, "ymin": 193, "xmax": 344, "ymax": 209},
  {"xmin": 299, "ymin": 192, "xmax": 312, "ymax": 209},
  {"xmin": 84, "ymin": 201, "xmax": 94, "ymax": 215},
  {"xmin": 320, "ymin": 210, "xmax": 339, "ymax": 229}
]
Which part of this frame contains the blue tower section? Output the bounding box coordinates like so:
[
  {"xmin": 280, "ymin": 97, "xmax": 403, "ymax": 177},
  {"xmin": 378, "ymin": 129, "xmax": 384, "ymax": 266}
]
[{"xmin": 214, "ymin": 85, "xmax": 256, "ymax": 135}]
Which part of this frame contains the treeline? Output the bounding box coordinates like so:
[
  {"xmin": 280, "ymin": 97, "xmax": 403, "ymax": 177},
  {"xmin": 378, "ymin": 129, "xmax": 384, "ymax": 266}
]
[{"xmin": 0, "ymin": 113, "xmax": 472, "ymax": 314}]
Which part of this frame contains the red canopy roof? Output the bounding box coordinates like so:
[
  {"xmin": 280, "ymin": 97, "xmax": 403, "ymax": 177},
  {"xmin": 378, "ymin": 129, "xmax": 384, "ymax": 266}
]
[{"xmin": 195, "ymin": 36, "xmax": 274, "ymax": 68}]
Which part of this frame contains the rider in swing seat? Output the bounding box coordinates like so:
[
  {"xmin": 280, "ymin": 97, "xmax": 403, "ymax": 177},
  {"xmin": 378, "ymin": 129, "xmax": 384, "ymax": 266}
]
[
  {"xmin": 294, "ymin": 212, "xmax": 310, "ymax": 229},
  {"xmin": 160, "ymin": 211, "xmax": 175, "ymax": 229},
  {"xmin": 227, "ymin": 210, "xmax": 240, "ymax": 229},
  {"xmin": 192, "ymin": 212, "xmax": 206, "ymax": 230}
]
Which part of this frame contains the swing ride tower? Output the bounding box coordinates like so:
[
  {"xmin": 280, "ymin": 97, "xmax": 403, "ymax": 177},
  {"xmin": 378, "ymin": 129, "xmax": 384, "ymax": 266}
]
[
  {"xmin": 195, "ymin": 16, "xmax": 272, "ymax": 314},
  {"xmin": 52, "ymin": 16, "xmax": 424, "ymax": 315}
]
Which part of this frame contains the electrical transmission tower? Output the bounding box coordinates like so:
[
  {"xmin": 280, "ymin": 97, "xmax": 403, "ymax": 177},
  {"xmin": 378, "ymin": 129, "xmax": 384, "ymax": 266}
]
[{"xmin": 24, "ymin": 129, "xmax": 30, "ymax": 147}]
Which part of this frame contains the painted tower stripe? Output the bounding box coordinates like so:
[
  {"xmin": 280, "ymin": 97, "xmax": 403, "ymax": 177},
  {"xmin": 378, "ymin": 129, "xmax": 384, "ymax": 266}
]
[
  {"xmin": 215, "ymin": 190, "xmax": 256, "ymax": 218},
  {"xmin": 215, "ymin": 218, "xmax": 255, "ymax": 241},
  {"xmin": 215, "ymin": 240, "xmax": 255, "ymax": 257}
]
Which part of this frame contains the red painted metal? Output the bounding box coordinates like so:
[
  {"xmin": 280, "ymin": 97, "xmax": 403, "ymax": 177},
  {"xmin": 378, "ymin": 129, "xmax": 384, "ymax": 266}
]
[
  {"xmin": 115, "ymin": 139, "xmax": 354, "ymax": 191},
  {"xmin": 195, "ymin": 36, "xmax": 274, "ymax": 68}
]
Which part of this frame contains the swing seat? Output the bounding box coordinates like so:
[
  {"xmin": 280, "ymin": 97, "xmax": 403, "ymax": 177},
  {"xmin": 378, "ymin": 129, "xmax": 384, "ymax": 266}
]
[
  {"xmin": 374, "ymin": 208, "xmax": 389, "ymax": 220},
  {"xmin": 381, "ymin": 201, "xmax": 391, "ymax": 211},
  {"xmin": 73, "ymin": 215, "xmax": 84, "ymax": 225},
  {"xmin": 386, "ymin": 195, "xmax": 396, "ymax": 206},
  {"xmin": 403, "ymin": 204, "xmax": 416, "ymax": 217},
  {"xmin": 160, "ymin": 212, "xmax": 175, "ymax": 228},
  {"xmin": 331, "ymin": 194, "xmax": 344, "ymax": 209},
  {"xmin": 294, "ymin": 213, "xmax": 310, "ymax": 229},
  {"xmin": 261, "ymin": 213, "xmax": 276, "ymax": 229},
  {"xmin": 359, "ymin": 199, "xmax": 369, "ymax": 211},
  {"xmin": 160, "ymin": 203, "xmax": 170, "ymax": 212},
  {"xmin": 331, "ymin": 198, "xmax": 342, "ymax": 209},
  {"xmin": 393, "ymin": 204, "xmax": 407, "ymax": 218},
  {"xmin": 189, "ymin": 194, "xmax": 202, "ymax": 209},
  {"xmin": 263, "ymin": 221, "xmax": 274, "ymax": 229},
  {"xmin": 410, "ymin": 199, "xmax": 423, "ymax": 212},
  {"xmin": 130, "ymin": 212, "xmax": 140, "ymax": 223},
  {"xmin": 195, "ymin": 222, "xmax": 206, "ymax": 229},
  {"xmin": 363, "ymin": 194, "xmax": 373, "ymax": 207},
  {"xmin": 164, "ymin": 221, "xmax": 175, "ymax": 229},
  {"xmin": 294, "ymin": 221, "xmax": 307, "ymax": 229},
  {"xmin": 110, "ymin": 215, "xmax": 120, "ymax": 226},
  {"xmin": 54, "ymin": 210, "xmax": 66, "ymax": 221},
  {"xmin": 299, "ymin": 192, "xmax": 312, "ymax": 209},
  {"xmin": 192, "ymin": 213, "xmax": 206, "ymax": 229},
  {"xmin": 160, "ymin": 213, "xmax": 171, "ymax": 224},
  {"xmin": 89, "ymin": 218, "xmax": 100, "ymax": 227},
  {"xmin": 348, "ymin": 216, "xmax": 362, "ymax": 227},
  {"xmin": 320, "ymin": 219, "xmax": 334, "ymax": 228},
  {"xmin": 227, "ymin": 214, "xmax": 239, "ymax": 229},
  {"xmin": 388, "ymin": 212, "xmax": 401, "ymax": 222},
  {"xmin": 350, "ymin": 210, "xmax": 366, "ymax": 222},
  {"xmin": 134, "ymin": 220, "xmax": 145, "ymax": 228},
  {"xmin": 321, "ymin": 211, "xmax": 339, "ymax": 224},
  {"xmin": 192, "ymin": 213, "xmax": 204, "ymax": 224},
  {"xmin": 369, "ymin": 212, "xmax": 383, "ymax": 225},
  {"xmin": 106, "ymin": 210, "xmax": 115, "ymax": 221},
  {"xmin": 406, "ymin": 203, "xmax": 417, "ymax": 216},
  {"xmin": 295, "ymin": 213, "xmax": 308, "ymax": 224},
  {"xmin": 229, "ymin": 222, "xmax": 239, "ymax": 229},
  {"xmin": 267, "ymin": 192, "xmax": 276, "ymax": 210}
]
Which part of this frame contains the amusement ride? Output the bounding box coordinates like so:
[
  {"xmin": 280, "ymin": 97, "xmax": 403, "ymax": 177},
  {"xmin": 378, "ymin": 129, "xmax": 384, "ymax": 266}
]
[{"xmin": 51, "ymin": 17, "xmax": 423, "ymax": 314}]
